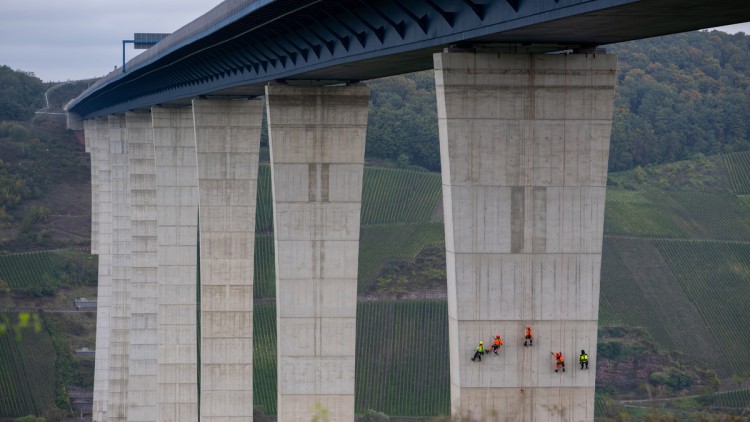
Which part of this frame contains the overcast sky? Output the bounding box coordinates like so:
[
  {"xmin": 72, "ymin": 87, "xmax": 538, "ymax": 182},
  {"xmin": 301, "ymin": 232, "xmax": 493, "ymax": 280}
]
[
  {"xmin": 1, "ymin": 1, "xmax": 748, "ymax": 82},
  {"xmin": 0, "ymin": 0, "xmax": 223, "ymax": 82}
]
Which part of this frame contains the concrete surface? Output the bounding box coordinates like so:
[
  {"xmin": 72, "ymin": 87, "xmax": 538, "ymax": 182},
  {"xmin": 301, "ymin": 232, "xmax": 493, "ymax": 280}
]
[
  {"xmin": 266, "ymin": 84, "xmax": 369, "ymax": 422},
  {"xmin": 125, "ymin": 110, "xmax": 159, "ymax": 422},
  {"xmin": 92, "ymin": 116, "xmax": 112, "ymax": 422},
  {"xmin": 193, "ymin": 98, "xmax": 263, "ymax": 421},
  {"xmin": 434, "ymin": 52, "xmax": 616, "ymax": 421},
  {"xmin": 107, "ymin": 114, "xmax": 131, "ymax": 421},
  {"xmin": 152, "ymin": 106, "xmax": 199, "ymax": 422}
]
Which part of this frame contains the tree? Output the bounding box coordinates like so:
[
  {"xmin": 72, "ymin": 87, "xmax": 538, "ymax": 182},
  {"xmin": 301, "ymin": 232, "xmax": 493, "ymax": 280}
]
[{"xmin": 0, "ymin": 65, "xmax": 45, "ymax": 120}]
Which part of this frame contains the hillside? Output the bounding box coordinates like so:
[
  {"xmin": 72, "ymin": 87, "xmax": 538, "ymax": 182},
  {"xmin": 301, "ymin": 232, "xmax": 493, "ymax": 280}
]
[
  {"xmin": 2, "ymin": 29, "xmax": 750, "ymax": 420},
  {"xmin": 245, "ymin": 150, "xmax": 750, "ymax": 419},
  {"xmin": 364, "ymin": 30, "xmax": 750, "ymax": 173}
]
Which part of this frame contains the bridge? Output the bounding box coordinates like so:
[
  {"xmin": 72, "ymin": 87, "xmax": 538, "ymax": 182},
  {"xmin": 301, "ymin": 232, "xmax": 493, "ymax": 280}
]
[{"xmin": 66, "ymin": 1, "xmax": 750, "ymax": 421}]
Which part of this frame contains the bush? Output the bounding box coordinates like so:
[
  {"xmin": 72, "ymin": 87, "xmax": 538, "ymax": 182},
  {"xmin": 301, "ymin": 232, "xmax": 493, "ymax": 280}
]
[
  {"xmin": 649, "ymin": 370, "xmax": 694, "ymax": 391},
  {"xmin": 361, "ymin": 409, "xmax": 389, "ymax": 421},
  {"xmin": 598, "ymin": 341, "xmax": 623, "ymax": 360}
]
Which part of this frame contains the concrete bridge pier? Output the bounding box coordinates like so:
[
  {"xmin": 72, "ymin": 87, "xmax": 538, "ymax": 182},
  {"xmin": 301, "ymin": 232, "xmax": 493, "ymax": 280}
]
[
  {"xmin": 266, "ymin": 84, "xmax": 370, "ymax": 422},
  {"xmin": 107, "ymin": 114, "xmax": 132, "ymax": 421},
  {"xmin": 152, "ymin": 106, "xmax": 200, "ymax": 422},
  {"xmin": 434, "ymin": 52, "xmax": 616, "ymax": 421},
  {"xmin": 193, "ymin": 98, "xmax": 263, "ymax": 421},
  {"xmin": 125, "ymin": 110, "xmax": 159, "ymax": 422},
  {"xmin": 91, "ymin": 116, "xmax": 113, "ymax": 422}
]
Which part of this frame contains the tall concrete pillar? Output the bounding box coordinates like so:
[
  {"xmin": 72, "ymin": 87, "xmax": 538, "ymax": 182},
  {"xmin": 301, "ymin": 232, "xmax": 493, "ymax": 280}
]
[
  {"xmin": 266, "ymin": 84, "xmax": 369, "ymax": 422},
  {"xmin": 152, "ymin": 106, "xmax": 199, "ymax": 422},
  {"xmin": 83, "ymin": 119, "xmax": 99, "ymax": 255},
  {"xmin": 126, "ymin": 110, "xmax": 159, "ymax": 422},
  {"xmin": 435, "ymin": 52, "xmax": 616, "ymax": 421},
  {"xmin": 92, "ymin": 116, "xmax": 113, "ymax": 422},
  {"xmin": 107, "ymin": 114, "xmax": 132, "ymax": 421},
  {"xmin": 193, "ymin": 98, "xmax": 263, "ymax": 421}
]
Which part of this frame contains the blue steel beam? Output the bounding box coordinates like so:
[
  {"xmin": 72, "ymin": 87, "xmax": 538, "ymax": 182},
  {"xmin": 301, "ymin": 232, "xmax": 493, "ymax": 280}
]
[{"xmin": 69, "ymin": 0, "xmax": 750, "ymax": 118}]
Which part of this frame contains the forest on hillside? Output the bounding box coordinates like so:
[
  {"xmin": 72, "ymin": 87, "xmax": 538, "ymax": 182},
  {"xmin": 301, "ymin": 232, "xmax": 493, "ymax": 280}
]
[
  {"xmin": 364, "ymin": 30, "xmax": 750, "ymax": 172},
  {"xmin": 1, "ymin": 30, "xmax": 749, "ymax": 180},
  {"xmin": 0, "ymin": 66, "xmax": 45, "ymax": 121}
]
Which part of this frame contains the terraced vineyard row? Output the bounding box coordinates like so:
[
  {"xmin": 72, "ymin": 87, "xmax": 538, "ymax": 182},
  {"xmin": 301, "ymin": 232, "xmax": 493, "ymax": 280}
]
[
  {"xmin": 598, "ymin": 239, "xmax": 679, "ymax": 350},
  {"xmin": 253, "ymin": 304, "xmax": 277, "ymax": 415},
  {"xmin": 0, "ymin": 251, "xmax": 57, "ymax": 289},
  {"xmin": 654, "ymin": 240, "xmax": 750, "ymax": 376},
  {"xmin": 724, "ymin": 151, "xmax": 750, "ymax": 194},
  {"xmin": 255, "ymin": 164, "xmax": 273, "ymax": 233},
  {"xmin": 643, "ymin": 191, "xmax": 750, "ymax": 241},
  {"xmin": 603, "ymin": 192, "xmax": 687, "ymax": 238},
  {"xmin": 355, "ymin": 301, "xmax": 449, "ymax": 416},
  {"xmin": 709, "ymin": 388, "xmax": 750, "ymax": 411},
  {"xmin": 0, "ymin": 313, "xmax": 56, "ymax": 417},
  {"xmin": 360, "ymin": 167, "xmax": 442, "ymax": 225},
  {"xmin": 391, "ymin": 222, "xmax": 444, "ymax": 259},
  {"xmin": 253, "ymin": 234, "xmax": 275, "ymax": 300},
  {"xmin": 251, "ymin": 301, "xmax": 449, "ymax": 417}
]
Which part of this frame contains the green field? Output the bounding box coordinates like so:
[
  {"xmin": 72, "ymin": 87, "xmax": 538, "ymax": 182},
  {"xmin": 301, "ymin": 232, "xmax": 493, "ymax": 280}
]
[{"xmin": 0, "ymin": 313, "xmax": 57, "ymax": 417}]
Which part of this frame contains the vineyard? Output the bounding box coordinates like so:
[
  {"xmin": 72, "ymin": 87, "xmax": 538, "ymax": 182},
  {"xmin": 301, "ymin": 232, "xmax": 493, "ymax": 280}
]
[
  {"xmin": 355, "ymin": 300, "xmax": 449, "ymax": 416},
  {"xmin": 0, "ymin": 251, "xmax": 56, "ymax": 290},
  {"xmin": 2, "ymin": 151, "xmax": 749, "ymax": 419},
  {"xmin": 654, "ymin": 240, "xmax": 750, "ymax": 377},
  {"xmin": 253, "ymin": 304, "xmax": 277, "ymax": 415},
  {"xmin": 253, "ymin": 234, "xmax": 275, "ymax": 300},
  {"xmin": 709, "ymin": 388, "xmax": 750, "ymax": 412},
  {"xmin": 255, "ymin": 164, "xmax": 274, "ymax": 233},
  {"xmin": 0, "ymin": 313, "xmax": 57, "ymax": 417},
  {"xmin": 251, "ymin": 301, "xmax": 449, "ymax": 417},
  {"xmin": 603, "ymin": 190, "xmax": 686, "ymax": 238},
  {"xmin": 360, "ymin": 167, "xmax": 442, "ymax": 225},
  {"xmin": 0, "ymin": 249, "xmax": 96, "ymax": 295},
  {"xmin": 724, "ymin": 151, "xmax": 750, "ymax": 194},
  {"xmin": 643, "ymin": 191, "xmax": 750, "ymax": 241},
  {"xmin": 598, "ymin": 238, "xmax": 728, "ymax": 373}
]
